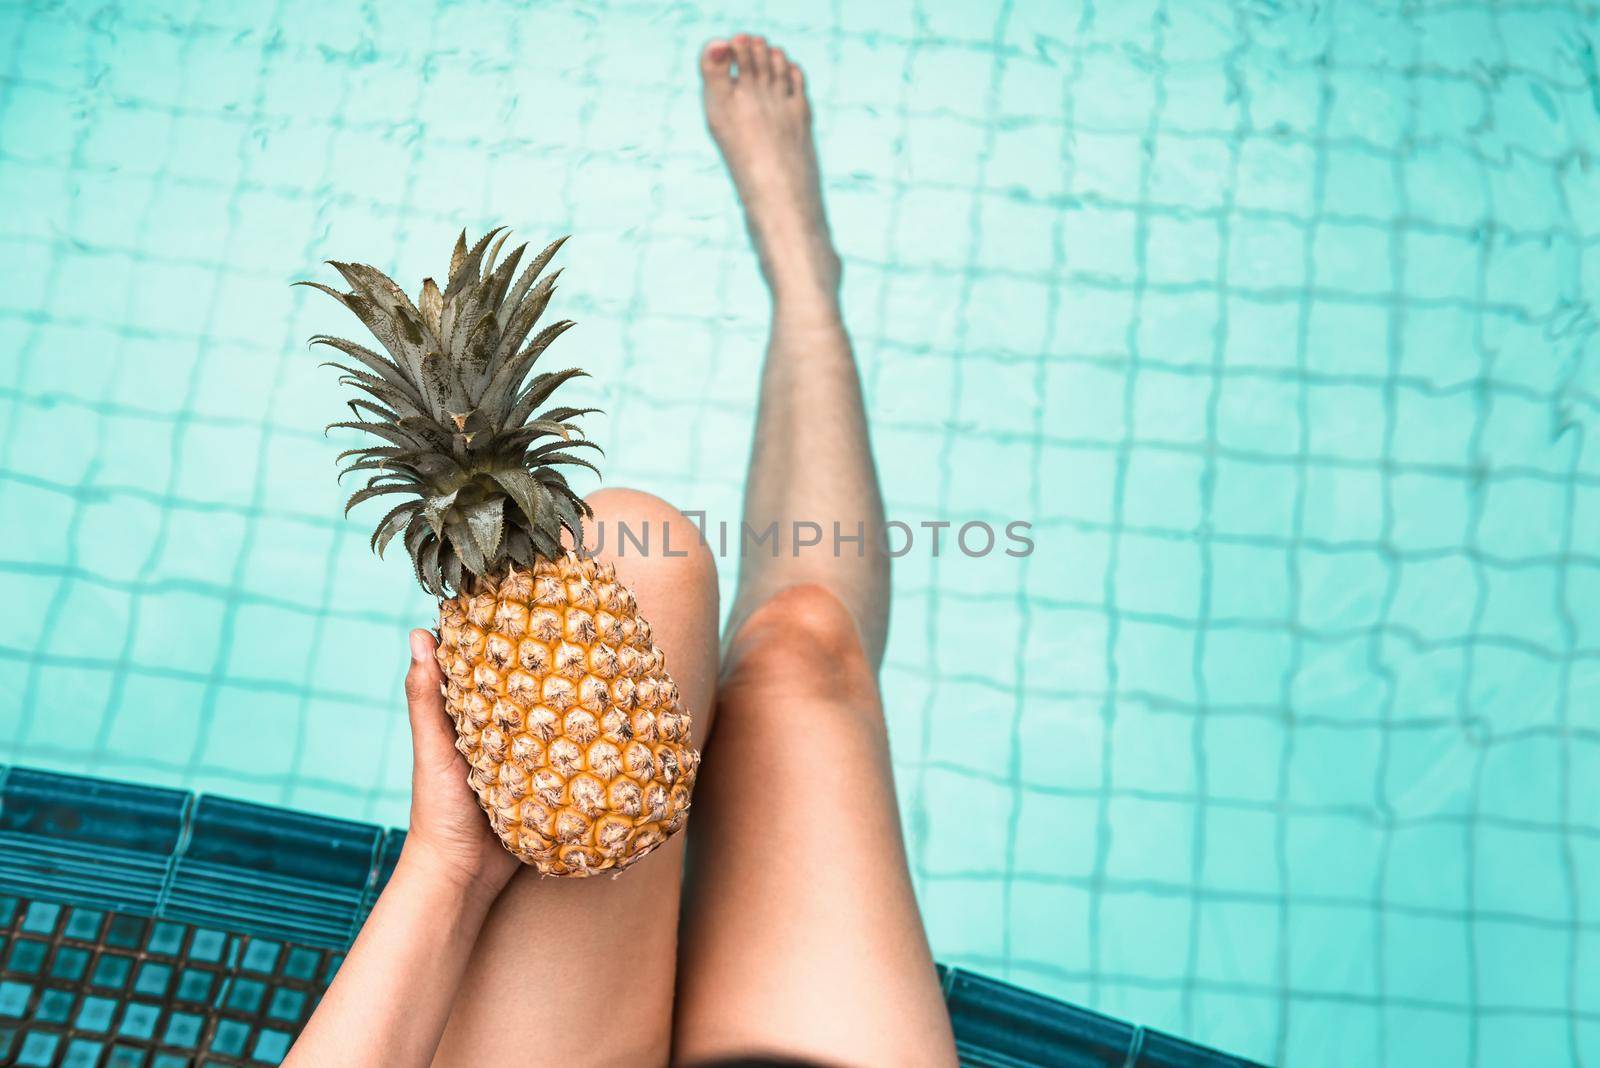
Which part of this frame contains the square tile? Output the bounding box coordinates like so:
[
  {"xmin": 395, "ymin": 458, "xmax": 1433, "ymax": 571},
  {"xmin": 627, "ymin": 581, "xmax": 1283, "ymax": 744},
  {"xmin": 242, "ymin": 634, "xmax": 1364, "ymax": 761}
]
[
  {"xmin": 1473, "ymin": 825, "xmax": 1573, "ymax": 920},
  {"xmin": 1014, "ymin": 790, "xmax": 1101, "ymax": 880},
  {"xmin": 1113, "ymin": 618, "xmax": 1198, "ymax": 706},
  {"xmin": 1405, "ymin": 145, "xmax": 1488, "ymax": 229},
  {"xmin": 1019, "ymin": 697, "xmax": 1105, "ymax": 793},
  {"xmin": 1007, "ymin": 882, "xmax": 1093, "ymax": 971},
  {"xmin": 1047, "ymin": 446, "xmax": 1120, "ymax": 526},
  {"xmin": 1122, "ymin": 449, "xmax": 1206, "ymax": 531},
  {"xmin": 1228, "ymin": 214, "xmax": 1306, "ymax": 291},
  {"xmin": 6, "ymin": 939, "xmax": 46, "ymax": 975},
  {"xmin": 1480, "ymin": 564, "xmax": 1564, "ymax": 652},
  {"xmin": 1234, "ymin": 138, "xmax": 1315, "ymax": 217},
  {"xmin": 1388, "ymin": 555, "xmax": 1477, "ymax": 644},
  {"xmin": 919, "ymin": 876, "xmax": 1006, "ymax": 960},
  {"xmin": 1287, "ymin": 902, "xmax": 1379, "ymax": 996},
  {"xmin": 1110, "ymin": 698, "xmax": 1195, "ymax": 795},
  {"xmin": 199, "ymin": 690, "xmax": 300, "ymax": 778},
  {"xmin": 1467, "ymin": 645, "xmax": 1560, "ymax": 734},
  {"xmin": 1477, "ymin": 1014, "xmax": 1579, "ymax": 1068},
  {"xmin": 1114, "ymin": 533, "xmax": 1202, "ymax": 618},
  {"xmin": 1153, "ymin": 128, "xmax": 1233, "ymax": 213},
  {"xmin": 1285, "ymin": 814, "xmax": 1382, "ymax": 899},
  {"xmin": 128, "ymin": 589, "xmax": 227, "ymax": 677},
  {"xmin": 1063, "ymin": 204, "xmax": 1139, "ymax": 281},
  {"xmin": 1144, "ymin": 215, "xmax": 1221, "ymax": 287},
  {"xmin": 1162, "ymin": 68, "xmax": 1238, "ymax": 134},
  {"xmin": 1382, "ymin": 729, "xmax": 1475, "ymax": 824},
  {"xmin": 1302, "ymin": 462, "xmax": 1384, "ymax": 546},
  {"xmin": 1296, "ymin": 548, "xmax": 1389, "ymax": 632},
  {"xmin": 1200, "ymin": 807, "xmax": 1279, "ymax": 895},
  {"xmin": 1054, "ymin": 286, "xmax": 1135, "ymax": 355},
  {"xmin": 1194, "ymin": 899, "xmax": 1281, "ymax": 982},
  {"xmin": 925, "ymin": 676, "xmax": 1020, "ymax": 776},
  {"xmin": 1399, "ymin": 305, "xmax": 1476, "ymax": 388},
  {"xmin": 1203, "ymin": 628, "xmax": 1294, "ymax": 708},
  {"xmin": 1045, "ymin": 359, "xmax": 1129, "ymax": 443},
  {"xmin": 1305, "ymin": 301, "xmax": 1389, "ymax": 378},
  {"xmin": 990, "ymin": 120, "xmax": 1065, "ymax": 200},
  {"xmin": 1313, "ymin": 220, "xmax": 1393, "ymax": 296},
  {"xmin": 922, "ymin": 768, "xmax": 1015, "ymax": 876},
  {"xmin": 1209, "ymin": 542, "xmax": 1292, "ymax": 621},
  {"xmin": 1289, "ymin": 634, "xmax": 1384, "ymax": 724},
  {"xmin": 1475, "ymin": 918, "xmax": 1569, "ymax": 1009},
  {"xmin": 1209, "ymin": 457, "xmax": 1297, "ymax": 539},
  {"xmin": 1073, "ymin": 131, "xmax": 1145, "ymax": 203},
  {"xmin": 1404, "ymin": 231, "xmax": 1481, "ymax": 303},
  {"xmin": 1283, "ymin": 1000, "xmax": 1382, "ymax": 1067},
  {"xmin": 1096, "ymin": 890, "xmax": 1192, "ymax": 979},
  {"xmin": 1139, "ymin": 291, "xmax": 1221, "ymax": 367},
  {"xmin": 1475, "ymin": 474, "xmax": 1567, "ymax": 562},
  {"xmin": 1105, "ymin": 794, "xmax": 1193, "ymax": 885},
  {"xmin": 1286, "ymin": 725, "xmax": 1381, "ymax": 808},
  {"xmin": 1215, "ymin": 372, "xmax": 1302, "ymax": 456},
  {"xmin": 1132, "ymin": 367, "xmax": 1211, "ymax": 445}
]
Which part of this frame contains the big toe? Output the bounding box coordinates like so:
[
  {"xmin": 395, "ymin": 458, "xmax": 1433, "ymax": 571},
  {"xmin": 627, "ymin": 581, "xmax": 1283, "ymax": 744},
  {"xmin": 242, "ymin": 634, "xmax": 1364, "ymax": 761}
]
[{"xmin": 700, "ymin": 38, "xmax": 733, "ymax": 94}]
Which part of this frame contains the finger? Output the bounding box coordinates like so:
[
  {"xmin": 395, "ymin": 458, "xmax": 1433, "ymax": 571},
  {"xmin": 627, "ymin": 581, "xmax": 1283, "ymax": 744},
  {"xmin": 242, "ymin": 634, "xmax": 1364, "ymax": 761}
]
[{"xmin": 406, "ymin": 629, "xmax": 457, "ymax": 767}]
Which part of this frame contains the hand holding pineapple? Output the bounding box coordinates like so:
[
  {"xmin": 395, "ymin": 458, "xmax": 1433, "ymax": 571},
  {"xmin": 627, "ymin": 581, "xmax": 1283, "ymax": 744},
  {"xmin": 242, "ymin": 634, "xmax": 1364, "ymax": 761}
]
[{"xmin": 401, "ymin": 628, "xmax": 520, "ymax": 900}]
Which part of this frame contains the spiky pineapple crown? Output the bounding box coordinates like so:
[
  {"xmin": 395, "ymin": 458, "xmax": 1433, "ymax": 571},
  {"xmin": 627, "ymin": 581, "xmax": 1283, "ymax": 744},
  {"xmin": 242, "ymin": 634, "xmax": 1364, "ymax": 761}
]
[{"xmin": 301, "ymin": 227, "xmax": 600, "ymax": 597}]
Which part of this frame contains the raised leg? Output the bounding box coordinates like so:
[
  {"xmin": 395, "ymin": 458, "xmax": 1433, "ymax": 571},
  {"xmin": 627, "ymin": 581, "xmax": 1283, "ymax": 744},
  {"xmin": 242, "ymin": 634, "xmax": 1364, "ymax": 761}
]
[
  {"xmin": 700, "ymin": 33, "xmax": 890, "ymax": 671},
  {"xmin": 433, "ymin": 488, "xmax": 717, "ymax": 1067},
  {"xmin": 672, "ymin": 36, "xmax": 956, "ymax": 1066}
]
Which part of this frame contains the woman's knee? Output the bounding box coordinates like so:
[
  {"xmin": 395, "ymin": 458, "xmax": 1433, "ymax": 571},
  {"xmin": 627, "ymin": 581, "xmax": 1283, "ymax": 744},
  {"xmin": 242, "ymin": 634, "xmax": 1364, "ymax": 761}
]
[
  {"xmin": 584, "ymin": 487, "xmax": 717, "ymax": 592},
  {"xmin": 724, "ymin": 584, "xmax": 875, "ymax": 696}
]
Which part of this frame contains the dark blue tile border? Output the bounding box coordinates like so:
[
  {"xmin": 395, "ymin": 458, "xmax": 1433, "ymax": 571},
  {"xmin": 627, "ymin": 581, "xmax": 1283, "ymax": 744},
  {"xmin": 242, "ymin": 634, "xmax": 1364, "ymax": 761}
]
[
  {"xmin": 0, "ymin": 766, "xmax": 399, "ymax": 948},
  {"xmin": 0, "ymin": 765, "xmax": 189, "ymax": 917},
  {"xmin": 0, "ymin": 766, "xmax": 1270, "ymax": 1068},
  {"xmin": 165, "ymin": 794, "xmax": 388, "ymax": 947}
]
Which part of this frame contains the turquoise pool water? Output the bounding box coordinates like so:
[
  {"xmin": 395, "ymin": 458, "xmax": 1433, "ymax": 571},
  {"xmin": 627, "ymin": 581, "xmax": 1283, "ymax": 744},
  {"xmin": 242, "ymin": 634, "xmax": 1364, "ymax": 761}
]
[{"xmin": 2, "ymin": 0, "xmax": 1598, "ymax": 1064}]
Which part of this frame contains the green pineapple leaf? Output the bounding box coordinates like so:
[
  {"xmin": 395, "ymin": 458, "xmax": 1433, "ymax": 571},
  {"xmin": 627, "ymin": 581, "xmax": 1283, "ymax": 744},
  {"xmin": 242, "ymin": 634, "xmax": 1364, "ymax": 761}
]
[
  {"xmin": 304, "ymin": 226, "xmax": 601, "ymax": 595},
  {"xmin": 463, "ymin": 497, "xmax": 505, "ymax": 561}
]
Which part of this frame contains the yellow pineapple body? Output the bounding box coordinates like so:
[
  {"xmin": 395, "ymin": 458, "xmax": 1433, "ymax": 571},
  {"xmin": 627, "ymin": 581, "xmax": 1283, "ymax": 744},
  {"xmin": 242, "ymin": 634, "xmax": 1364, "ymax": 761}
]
[{"xmin": 436, "ymin": 553, "xmax": 697, "ymax": 876}]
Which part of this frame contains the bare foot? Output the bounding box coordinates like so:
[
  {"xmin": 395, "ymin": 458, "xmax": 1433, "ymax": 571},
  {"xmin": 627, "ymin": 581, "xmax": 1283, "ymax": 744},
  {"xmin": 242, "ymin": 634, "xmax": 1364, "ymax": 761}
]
[{"xmin": 701, "ymin": 35, "xmax": 842, "ymax": 306}]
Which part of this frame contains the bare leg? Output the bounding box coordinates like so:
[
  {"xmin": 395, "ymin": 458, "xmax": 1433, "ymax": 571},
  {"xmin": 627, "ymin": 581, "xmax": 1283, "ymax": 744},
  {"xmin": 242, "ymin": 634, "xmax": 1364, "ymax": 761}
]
[
  {"xmin": 434, "ymin": 488, "xmax": 717, "ymax": 1067},
  {"xmin": 703, "ymin": 34, "xmax": 890, "ymax": 670},
  {"xmin": 673, "ymin": 37, "xmax": 955, "ymax": 1066}
]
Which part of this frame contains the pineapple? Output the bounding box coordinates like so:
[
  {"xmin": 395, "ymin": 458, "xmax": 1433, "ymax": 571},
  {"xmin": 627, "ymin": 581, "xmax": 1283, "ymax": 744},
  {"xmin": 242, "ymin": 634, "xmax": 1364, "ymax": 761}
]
[{"xmin": 302, "ymin": 228, "xmax": 697, "ymax": 876}]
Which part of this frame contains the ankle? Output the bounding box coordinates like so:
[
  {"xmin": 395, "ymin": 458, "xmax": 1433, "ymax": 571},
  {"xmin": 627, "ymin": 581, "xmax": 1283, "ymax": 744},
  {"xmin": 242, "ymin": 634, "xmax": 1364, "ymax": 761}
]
[
  {"xmin": 770, "ymin": 282, "xmax": 845, "ymax": 335},
  {"xmin": 764, "ymin": 248, "xmax": 842, "ymax": 310}
]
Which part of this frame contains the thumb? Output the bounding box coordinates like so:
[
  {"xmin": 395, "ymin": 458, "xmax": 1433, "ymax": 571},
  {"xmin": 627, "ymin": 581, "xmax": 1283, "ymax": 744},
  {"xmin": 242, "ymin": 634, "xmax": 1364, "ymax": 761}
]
[{"xmin": 405, "ymin": 629, "xmax": 456, "ymax": 767}]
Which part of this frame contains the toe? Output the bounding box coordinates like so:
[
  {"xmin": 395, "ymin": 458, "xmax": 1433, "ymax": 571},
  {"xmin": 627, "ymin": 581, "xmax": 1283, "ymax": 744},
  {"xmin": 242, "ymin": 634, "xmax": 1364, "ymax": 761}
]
[
  {"xmin": 700, "ymin": 39, "xmax": 733, "ymax": 91},
  {"xmin": 770, "ymin": 47, "xmax": 791, "ymax": 92},
  {"xmin": 748, "ymin": 35, "xmax": 771, "ymax": 83},
  {"xmin": 730, "ymin": 33, "xmax": 755, "ymax": 82},
  {"xmin": 789, "ymin": 59, "xmax": 807, "ymax": 101}
]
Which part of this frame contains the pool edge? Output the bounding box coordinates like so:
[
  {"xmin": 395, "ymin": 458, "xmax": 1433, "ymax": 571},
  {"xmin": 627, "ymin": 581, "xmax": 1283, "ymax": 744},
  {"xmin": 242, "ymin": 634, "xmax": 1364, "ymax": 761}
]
[{"xmin": 0, "ymin": 764, "xmax": 1269, "ymax": 1068}]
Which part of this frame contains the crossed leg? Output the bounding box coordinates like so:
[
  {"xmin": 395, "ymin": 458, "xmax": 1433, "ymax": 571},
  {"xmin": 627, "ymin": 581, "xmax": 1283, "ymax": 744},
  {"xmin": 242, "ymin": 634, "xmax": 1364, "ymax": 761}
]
[{"xmin": 434, "ymin": 488, "xmax": 718, "ymax": 1066}]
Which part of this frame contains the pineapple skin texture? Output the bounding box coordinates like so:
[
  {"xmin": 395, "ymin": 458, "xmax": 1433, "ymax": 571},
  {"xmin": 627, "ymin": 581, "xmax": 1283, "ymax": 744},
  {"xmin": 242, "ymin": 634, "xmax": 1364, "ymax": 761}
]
[{"xmin": 435, "ymin": 554, "xmax": 698, "ymax": 877}]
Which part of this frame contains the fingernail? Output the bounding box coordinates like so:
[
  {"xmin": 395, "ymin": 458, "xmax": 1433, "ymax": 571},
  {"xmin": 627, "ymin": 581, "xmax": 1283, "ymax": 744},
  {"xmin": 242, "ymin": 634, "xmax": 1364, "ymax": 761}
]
[{"xmin": 409, "ymin": 630, "xmax": 431, "ymax": 663}]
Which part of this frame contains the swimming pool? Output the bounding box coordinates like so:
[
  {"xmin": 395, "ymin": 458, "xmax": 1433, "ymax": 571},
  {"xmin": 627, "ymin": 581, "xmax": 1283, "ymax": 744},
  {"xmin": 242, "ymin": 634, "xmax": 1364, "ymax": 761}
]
[{"xmin": 1, "ymin": 0, "xmax": 1597, "ymax": 1064}]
